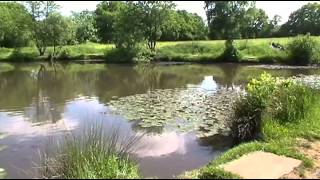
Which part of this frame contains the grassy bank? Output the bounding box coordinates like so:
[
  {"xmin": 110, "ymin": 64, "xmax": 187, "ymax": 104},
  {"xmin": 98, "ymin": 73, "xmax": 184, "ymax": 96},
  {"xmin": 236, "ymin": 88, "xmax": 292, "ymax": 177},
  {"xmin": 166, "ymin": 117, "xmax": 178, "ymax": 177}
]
[
  {"xmin": 180, "ymin": 73, "xmax": 320, "ymax": 179},
  {"xmin": 0, "ymin": 37, "xmax": 319, "ymax": 63}
]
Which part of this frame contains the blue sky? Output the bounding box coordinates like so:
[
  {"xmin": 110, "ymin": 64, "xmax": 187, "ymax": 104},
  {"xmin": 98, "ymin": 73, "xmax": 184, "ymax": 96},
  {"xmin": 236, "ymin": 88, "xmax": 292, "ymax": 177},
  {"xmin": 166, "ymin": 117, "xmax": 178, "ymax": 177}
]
[{"xmin": 56, "ymin": 1, "xmax": 319, "ymax": 24}]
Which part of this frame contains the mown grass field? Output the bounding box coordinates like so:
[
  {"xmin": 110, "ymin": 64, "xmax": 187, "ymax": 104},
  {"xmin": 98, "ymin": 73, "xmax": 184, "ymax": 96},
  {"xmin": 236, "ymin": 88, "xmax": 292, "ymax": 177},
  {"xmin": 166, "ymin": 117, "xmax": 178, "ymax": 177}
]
[{"xmin": 0, "ymin": 37, "xmax": 319, "ymax": 63}]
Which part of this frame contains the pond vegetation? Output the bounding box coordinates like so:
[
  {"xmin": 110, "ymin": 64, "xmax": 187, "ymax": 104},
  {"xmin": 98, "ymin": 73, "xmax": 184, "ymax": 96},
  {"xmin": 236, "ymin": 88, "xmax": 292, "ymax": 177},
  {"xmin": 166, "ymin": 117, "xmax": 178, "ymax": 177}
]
[
  {"xmin": 39, "ymin": 124, "xmax": 142, "ymax": 179},
  {"xmin": 1, "ymin": 0, "xmax": 320, "ymax": 179},
  {"xmin": 181, "ymin": 73, "xmax": 320, "ymax": 178}
]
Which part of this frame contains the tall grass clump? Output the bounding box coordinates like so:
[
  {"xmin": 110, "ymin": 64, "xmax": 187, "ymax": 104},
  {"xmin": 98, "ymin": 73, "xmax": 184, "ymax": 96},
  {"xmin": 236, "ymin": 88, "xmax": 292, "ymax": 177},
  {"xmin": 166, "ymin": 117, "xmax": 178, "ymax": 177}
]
[
  {"xmin": 267, "ymin": 80, "xmax": 315, "ymax": 123},
  {"xmin": 287, "ymin": 34, "xmax": 318, "ymax": 65},
  {"xmin": 39, "ymin": 124, "xmax": 142, "ymax": 179},
  {"xmin": 230, "ymin": 72, "xmax": 316, "ymax": 144}
]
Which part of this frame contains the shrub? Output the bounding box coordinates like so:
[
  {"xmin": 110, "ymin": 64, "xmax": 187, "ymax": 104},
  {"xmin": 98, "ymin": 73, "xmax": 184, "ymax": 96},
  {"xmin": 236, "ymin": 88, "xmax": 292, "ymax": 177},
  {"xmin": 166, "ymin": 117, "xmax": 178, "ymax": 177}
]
[
  {"xmin": 105, "ymin": 45, "xmax": 154, "ymax": 63},
  {"xmin": 222, "ymin": 39, "xmax": 240, "ymax": 62},
  {"xmin": 198, "ymin": 167, "xmax": 242, "ymax": 179},
  {"xmin": 230, "ymin": 94, "xmax": 263, "ymax": 144},
  {"xmin": 39, "ymin": 125, "xmax": 141, "ymax": 179},
  {"xmin": 57, "ymin": 48, "xmax": 71, "ymax": 60},
  {"xmin": 229, "ymin": 72, "xmax": 316, "ymax": 143},
  {"xmin": 287, "ymin": 34, "xmax": 318, "ymax": 65},
  {"xmin": 8, "ymin": 48, "xmax": 34, "ymax": 61}
]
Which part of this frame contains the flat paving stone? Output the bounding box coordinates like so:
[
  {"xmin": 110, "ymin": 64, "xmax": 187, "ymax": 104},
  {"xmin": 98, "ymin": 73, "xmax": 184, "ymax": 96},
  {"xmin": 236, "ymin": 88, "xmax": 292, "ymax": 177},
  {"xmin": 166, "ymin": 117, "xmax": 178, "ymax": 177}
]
[{"xmin": 220, "ymin": 151, "xmax": 302, "ymax": 179}]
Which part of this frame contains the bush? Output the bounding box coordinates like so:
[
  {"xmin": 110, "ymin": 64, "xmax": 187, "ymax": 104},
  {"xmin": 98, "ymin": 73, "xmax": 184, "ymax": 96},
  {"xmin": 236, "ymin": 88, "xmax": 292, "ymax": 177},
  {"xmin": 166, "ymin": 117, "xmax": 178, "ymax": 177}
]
[
  {"xmin": 230, "ymin": 94, "xmax": 263, "ymax": 144},
  {"xmin": 8, "ymin": 48, "xmax": 34, "ymax": 61},
  {"xmin": 105, "ymin": 45, "xmax": 154, "ymax": 63},
  {"xmin": 222, "ymin": 39, "xmax": 240, "ymax": 62},
  {"xmin": 198, "ymin": 167, "xmax": 242, "ymax": 179},
  {"xmin": 287, "ymin": 34, "xmax": 318, "ymax": 65},
  {"xmin": 57, "ymin": 48, "xmax": 71, "ymax": 60},
  {"xmin": 39, "ymin": 125, "xmax": 141, "ymax": 179},
  {"xmin": 229, "ymin": 72, "xmax": 316, "ymax": 143}
]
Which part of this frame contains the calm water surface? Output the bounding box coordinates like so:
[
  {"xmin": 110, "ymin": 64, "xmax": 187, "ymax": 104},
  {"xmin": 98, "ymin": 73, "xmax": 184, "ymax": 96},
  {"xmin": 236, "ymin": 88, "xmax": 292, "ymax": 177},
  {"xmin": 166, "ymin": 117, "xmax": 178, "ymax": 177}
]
[{"xmin": 0, "ymin": 63, "xmax": 319, "ymax": 178}]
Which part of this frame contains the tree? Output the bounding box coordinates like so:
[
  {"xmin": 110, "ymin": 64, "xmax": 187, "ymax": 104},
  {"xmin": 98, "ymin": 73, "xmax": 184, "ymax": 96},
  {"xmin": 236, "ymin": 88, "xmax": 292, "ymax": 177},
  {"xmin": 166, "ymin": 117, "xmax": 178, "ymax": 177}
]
[
  {"xmin": 161, "ymin": 10, "xmax": 208, "ymax": 41},
  {"xmin": 45, "ymin": 13, "xmax": 72, "ymax": 59},
  {"xmin": 205, "ymin": 1, "xmax": 254, "ymax": 39},
  {"xmin": 241, "ymin": 7, "xmax": 270, "ymax": 38},
  {"xmin": 0, "ymin": 2, "xmax": 32, "ymax": 47},
  {"xmin": 95, "ymin": 1, "xmax": 126, "ymax": 43},
  {"xmin": 136, "ymin": 1, "xmax": 174, "ymax": 51},
  {"xmin": 280, "ymin": 2, "xmax": 320, "ymax": 36},
  {"xmin": 113, "ymin": 1, "xmax": 174, "ymax": 51},
  {"xmin": 72, "ymin": 10, "xmax": 98, "ymax": 43},
  {"xmin": 25, "ymin": 1, "xmax": 60, "ymax": 56},
  {"xmin": 112, "ymin": 2, "xmax": 144, "ymax": 49}
]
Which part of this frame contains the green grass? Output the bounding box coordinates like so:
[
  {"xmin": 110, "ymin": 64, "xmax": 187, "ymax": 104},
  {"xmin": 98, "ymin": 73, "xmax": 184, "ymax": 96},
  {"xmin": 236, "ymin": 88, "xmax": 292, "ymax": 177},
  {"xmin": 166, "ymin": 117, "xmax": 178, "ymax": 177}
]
[
  {"xmin": 1, "ymin": 37, "xmax": 319, "ymax": 63},
  {"xmin": 39, "ymin": 124, "xmax": 142, "ymax": 179},
  {"xmin": 180, "ymin": 76, "xmax": 320, "ymax": 179}
]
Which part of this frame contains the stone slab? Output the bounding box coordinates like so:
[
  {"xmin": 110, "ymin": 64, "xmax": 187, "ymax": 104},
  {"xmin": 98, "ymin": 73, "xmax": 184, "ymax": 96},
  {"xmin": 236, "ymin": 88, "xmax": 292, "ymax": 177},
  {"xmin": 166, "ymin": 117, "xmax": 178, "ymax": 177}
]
[{"xmin": 220, "ymin": 151, "xmax": 302, "ymax": 179}]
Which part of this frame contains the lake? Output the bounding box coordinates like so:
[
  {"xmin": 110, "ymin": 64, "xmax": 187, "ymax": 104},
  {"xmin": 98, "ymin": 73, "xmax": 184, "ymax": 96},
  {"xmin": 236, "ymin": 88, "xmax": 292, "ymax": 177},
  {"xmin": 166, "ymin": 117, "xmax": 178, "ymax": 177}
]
[{"xmin": 0, "ymin": 62, "xmax": 319, "ymax": 178}]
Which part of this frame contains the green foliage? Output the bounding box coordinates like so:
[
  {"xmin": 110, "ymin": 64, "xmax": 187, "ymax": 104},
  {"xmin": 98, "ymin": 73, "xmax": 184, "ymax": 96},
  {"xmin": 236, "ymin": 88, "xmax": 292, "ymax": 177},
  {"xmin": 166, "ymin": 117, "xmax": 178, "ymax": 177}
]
[
  {"xmin": 241, "ymin": 7, "xmax": 278, "ymax": 38},
  {"xmin": 205, "ymin": 1, "xmax": 254, "ymax": 39},
  {"xmin": 198, "ymin": 167, "xmax": 242, "ymax": 179},
  {"xmin": 246, "ymin": 72, "xmax": 277, "ymax": 106},
  {"xmin": 230, "ymin": 72, "xmax": 317, "ymax": 143},
  {"xmin": 137, "ymin": 1, "xmax": 174, "ymax": 51},
  {"xmin": 268, "ymin": 82, "xmax": 315, "ymax": 124},
  {"xmin": 25, "ymin": 1, "xmax": 61, "ymax": 56},
  {"xmin": 72, "ymin": 10, "xmax": 98, "ymax": 44},
  {"xmin": 0, "ymin": 2, "xmax": 32, "ymax": 48},
  {"xmin": 185, "ymin": 76, "xmax": 320, "ymax": 179},
  {"xmin": 222, "ymin": 39, "xmax": 240, "ymax": 62},
  {"xmin": 95, "ymin": 1, "xmax": 126, "ymax": 43},
  {"xmin": 45, "ymin": 13, "xmax": 74, "ymax": 58},
  {"xmin": 8, "ymin": 48, "xmax": 34, "ymax": 62},
  {"xmin": 230, "ymin": 94, "xmax": 263, "ymax": 144},
  {"xmin": 105, "ymin": 45, "xmax": 154, "ymax": 63},
  {"xmin": 40, "ymin": 125, "xmax": 141, "ymax": 179},
  {"xmin": 160, "ymin": 10, "xmax": 208, "ymax": 41},
  {"xmin": 287, "ymin": 34, "xmax": 319, "ymax": 65},
  {"xmin": 279, "ymin": 3, "xmax": 320, "ymax": 36}
]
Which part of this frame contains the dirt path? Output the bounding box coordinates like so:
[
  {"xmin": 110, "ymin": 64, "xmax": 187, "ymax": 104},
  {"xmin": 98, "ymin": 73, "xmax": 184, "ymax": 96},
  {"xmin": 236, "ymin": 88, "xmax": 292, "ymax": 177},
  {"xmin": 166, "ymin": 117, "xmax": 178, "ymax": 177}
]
[{"xmin": 282, "ymin": 139, "xmax": 320, "ymax": 179}]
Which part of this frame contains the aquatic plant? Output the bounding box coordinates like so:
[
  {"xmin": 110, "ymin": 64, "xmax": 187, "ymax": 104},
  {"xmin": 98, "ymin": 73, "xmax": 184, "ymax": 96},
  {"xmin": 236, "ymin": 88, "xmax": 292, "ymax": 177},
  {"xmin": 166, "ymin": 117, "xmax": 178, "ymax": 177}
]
[{"xmin": 108, "ymin": 87, "xmax": 239, "ymax": 137}]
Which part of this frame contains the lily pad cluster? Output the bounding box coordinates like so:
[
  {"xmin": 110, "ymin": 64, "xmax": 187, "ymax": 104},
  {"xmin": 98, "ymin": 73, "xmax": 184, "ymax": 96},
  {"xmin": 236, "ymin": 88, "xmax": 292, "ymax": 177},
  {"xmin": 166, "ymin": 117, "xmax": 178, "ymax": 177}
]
[{"xmin": 108, "ymin": 87, "xmax": 241, "ymax": 137}]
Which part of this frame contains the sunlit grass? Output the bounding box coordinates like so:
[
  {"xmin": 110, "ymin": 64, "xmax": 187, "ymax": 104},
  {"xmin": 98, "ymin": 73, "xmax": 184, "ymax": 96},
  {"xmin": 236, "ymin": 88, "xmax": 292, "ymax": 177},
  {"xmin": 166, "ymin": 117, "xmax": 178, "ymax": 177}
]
[{"xmin": 0, "ymin": 37, "xmax": 319, "ymax": 62}]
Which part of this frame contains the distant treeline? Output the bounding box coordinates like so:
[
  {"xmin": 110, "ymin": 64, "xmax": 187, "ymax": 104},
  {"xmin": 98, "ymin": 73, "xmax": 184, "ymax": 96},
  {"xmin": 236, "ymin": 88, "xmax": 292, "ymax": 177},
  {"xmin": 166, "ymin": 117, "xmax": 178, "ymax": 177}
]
[{"xmin": 0, "ymin": 1, "xmax": 319, "ymax": 48}]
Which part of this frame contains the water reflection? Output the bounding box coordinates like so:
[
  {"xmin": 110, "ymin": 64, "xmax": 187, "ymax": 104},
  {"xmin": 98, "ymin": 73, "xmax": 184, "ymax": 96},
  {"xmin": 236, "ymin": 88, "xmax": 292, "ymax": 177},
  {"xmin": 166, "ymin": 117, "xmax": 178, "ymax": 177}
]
[{"xmin": 200, "ymin": 76, "xmax": 218, "ymax": 91}]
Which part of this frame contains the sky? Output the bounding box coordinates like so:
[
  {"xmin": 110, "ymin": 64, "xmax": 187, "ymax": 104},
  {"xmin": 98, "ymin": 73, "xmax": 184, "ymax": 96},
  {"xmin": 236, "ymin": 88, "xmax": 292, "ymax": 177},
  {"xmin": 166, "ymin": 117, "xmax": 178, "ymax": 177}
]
[{"xmin": 56, "ymin": 1, "xmax": 319, "ymax": 24}]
